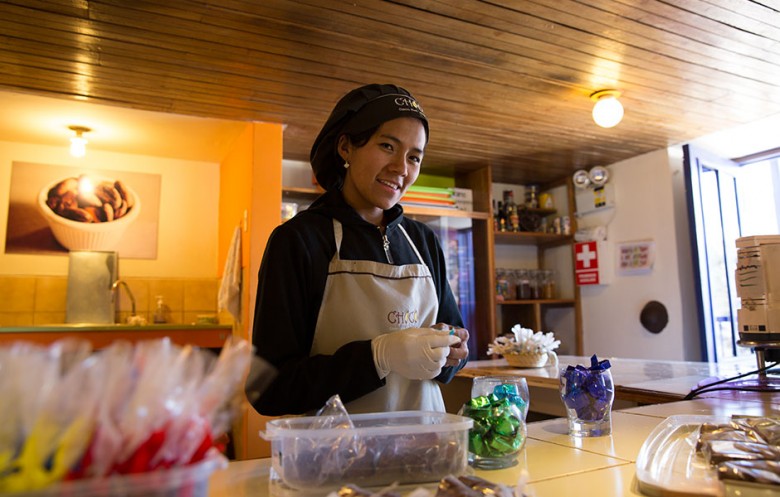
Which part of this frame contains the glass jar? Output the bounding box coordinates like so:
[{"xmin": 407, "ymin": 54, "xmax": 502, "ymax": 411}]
[
  {"xmin": 496, "ymin": 268, "xmax": 510, "ymax": 301},
  {"xmin": 559, "ymin": 366, "xmax": 615, "ymax": 437},
  {"xmin": 459, "ymin": 376, "xmax": 529, "ymax": 469},
  {"xmin": 542, "ymin": 269, "xmax": 556, "ymax": 299},
  {"xmin": 516, "ymin": 269, "xmax": 531, "ymax": 300},
  {"xmin": 529, "ymin": 269, "xmax": 541, "ymax": 299}
]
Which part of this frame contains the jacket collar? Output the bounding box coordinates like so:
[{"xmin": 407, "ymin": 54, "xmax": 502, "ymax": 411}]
[{"xmin": 310, "ymin": 190, "xmax": 404, "ymax": 230}]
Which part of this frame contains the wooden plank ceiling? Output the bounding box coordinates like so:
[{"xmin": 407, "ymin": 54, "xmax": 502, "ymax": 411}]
[{"xmin": 2, "ymin": 0, "xmax": 780, "ymax": 184}]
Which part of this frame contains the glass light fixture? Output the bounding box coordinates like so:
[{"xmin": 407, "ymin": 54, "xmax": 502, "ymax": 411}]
[
  {"xmin": 590, "ymin": 90, "xmax": 624, "ymax": 128},
  {"xmin": 588, "ymin": 166, "xmax": 610, "ymax": 186},
  {"xmin": 68, "ymin": 125, "xmax": 91, "ymax": 157},
  {"xmin": 573, "ymin": 169, "xmax": 591, "ymax": 189}
]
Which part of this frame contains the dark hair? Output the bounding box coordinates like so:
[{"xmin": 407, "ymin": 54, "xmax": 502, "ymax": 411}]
[{"xmin": 310, "ymin": 84, "xmax": 428, "ymax": 191}]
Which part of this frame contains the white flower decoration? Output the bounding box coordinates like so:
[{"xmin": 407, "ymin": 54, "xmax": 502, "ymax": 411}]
[{"xmin": 487, "ymin": 324, "xmax": 561, "ymax": 356}]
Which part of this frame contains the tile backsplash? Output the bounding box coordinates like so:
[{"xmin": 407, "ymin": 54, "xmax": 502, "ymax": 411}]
[{"xmin": 0, "ymin": 276, "xmax": 221, "ymax": 326}]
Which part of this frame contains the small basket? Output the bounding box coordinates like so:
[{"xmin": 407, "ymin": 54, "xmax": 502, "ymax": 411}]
[{"xmin": 504, "ymin": 352, "xmax": 552, "ymax": 368}]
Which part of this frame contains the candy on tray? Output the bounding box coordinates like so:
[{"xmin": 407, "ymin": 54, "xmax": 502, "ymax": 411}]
[
  {"xmin": 701, "ymin": 440, "xmax": 780, "ymax": 465},
  {"xmin": 695, "ymin": 414, "xmax": 780, "ymax": 487},
  {"xmin": 335, "ymin": 483, "xmax": 402, "ymax": 497},
  {"xmin": 328, "ymin": 474, "xmax": 520, "ymax": 497},
  {"xmin": 717, "ymin": 460, "xmax": 780, "ymax": 486}
]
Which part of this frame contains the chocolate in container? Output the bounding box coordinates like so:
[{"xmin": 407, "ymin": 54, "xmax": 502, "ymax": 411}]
[
  {"xmin": 636, "ymin": 414, "xmax": 780, "ymax": 496},
  {"xmin": 261, "ymin": 411, "xmax": 472, "ymax": 492}
]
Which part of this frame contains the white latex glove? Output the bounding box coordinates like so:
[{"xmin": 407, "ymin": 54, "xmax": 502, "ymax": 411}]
[{"xmin": 371, "ymin": 328, "xmax": 461, "ymax": 380}]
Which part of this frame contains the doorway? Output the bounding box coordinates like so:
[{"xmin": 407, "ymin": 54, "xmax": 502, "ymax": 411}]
[{"xmin": 683, "ymin": 144, "xmax": 780, "ymax": 362}]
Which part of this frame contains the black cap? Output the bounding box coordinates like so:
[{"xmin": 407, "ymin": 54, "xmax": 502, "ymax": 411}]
[{"xmin": 310, "ymin": 84, "xmax": 429, "ymax": 191}]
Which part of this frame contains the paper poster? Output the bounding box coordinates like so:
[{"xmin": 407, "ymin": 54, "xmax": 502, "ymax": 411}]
[{"xmin": 617, "ymin": 240, "xmax": 655, "ymax": 275}]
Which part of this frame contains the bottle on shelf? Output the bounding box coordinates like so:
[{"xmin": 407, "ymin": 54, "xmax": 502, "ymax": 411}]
[
  {"xmin": 493, "ymin": 199, "xmax": 499, "ymax": 232},
  {"xmin": 153, "ymin": 295, "xmax": 167, "ymax": 324},
  {"xmin": 503, "ymin": 190, "xmax": 520, "ymax": 232},
  {"xmin": 497, "ymin": 200, "xmax": 506, "ymax": 232},
  {"xmin": 525, "ymin": 184, "xmax": 540, "ymax": 209}
]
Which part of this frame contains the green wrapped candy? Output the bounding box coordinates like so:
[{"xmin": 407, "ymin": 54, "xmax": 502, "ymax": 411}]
[{"xmin": 461, "ymin": 394, "xmax": 525, "ymax": 459}]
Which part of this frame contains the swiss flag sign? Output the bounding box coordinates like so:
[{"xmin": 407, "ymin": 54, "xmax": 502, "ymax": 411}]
[{"xmin": 575, "ymin": 241, "xmax": 600, "ymax": 285}]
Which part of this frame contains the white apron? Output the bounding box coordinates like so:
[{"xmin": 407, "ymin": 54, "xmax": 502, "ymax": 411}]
[{"xmin": 311, "ymin": 219, "xmax": 444, "ymax": 413}]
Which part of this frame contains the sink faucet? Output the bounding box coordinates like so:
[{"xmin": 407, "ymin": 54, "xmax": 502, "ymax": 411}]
[{"xmin": 111, "ymin": 279, "xmax": 137, "ymax": 318}]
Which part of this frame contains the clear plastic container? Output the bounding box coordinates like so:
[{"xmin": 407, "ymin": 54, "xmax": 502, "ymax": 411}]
[
  {"xmin": 636, "ymin": 415, "xmax": 729, "ymax": 496},
  {"xmin": 8, "ymin": 451, "xmax": 227, "ymax": 497},
  {"xmin": 260, "ymin": 410, "xmax": 472, "ymax": 491}
]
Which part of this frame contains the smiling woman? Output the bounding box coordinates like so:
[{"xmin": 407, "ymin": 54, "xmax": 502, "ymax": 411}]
[{"xmin": 247, "ymin": 84, "xmax": 470, "ymax": 417}]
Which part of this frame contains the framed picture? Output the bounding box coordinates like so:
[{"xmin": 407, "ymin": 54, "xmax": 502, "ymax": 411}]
[
  {"xmin": 5, "ymin": 161, "xmax": 161, "ymax": 259},
  {"xmin": 617, "ymin": 239, "xmax": 655, "ymax": 275}
]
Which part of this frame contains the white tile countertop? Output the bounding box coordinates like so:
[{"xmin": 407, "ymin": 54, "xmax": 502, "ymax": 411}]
[
  {"xmin": 440, "ymin": 355, "xmax": 765, "ymax": 416},
  {"xmin": 206, "ymin": 390, "xmax": 778, "ymax": 497}
]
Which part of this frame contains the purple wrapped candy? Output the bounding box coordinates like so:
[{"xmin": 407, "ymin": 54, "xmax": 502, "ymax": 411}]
[{"xmin": 559, "ymin": 355, "xmax": 615, "ymax": 424}]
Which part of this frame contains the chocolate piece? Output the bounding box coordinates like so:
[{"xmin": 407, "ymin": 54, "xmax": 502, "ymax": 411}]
[
  {"xmin": 435, "ymin": 475, "xmax": 482, "ymax": 497},
  {"xmin": 457, "ymin": 475, "xmax": 515, "ymax": 497},
  {"xmin": 696, "ymin": 423, "xmax": 762, "ymax": 452},
  {"xmin": 717, "ymin": 460, "xmax": 780, "ymax": 485},
  {"xmin": 336, "ymin": 483, "xmax": 401, "ymax": 497},
  {"xmin": 701, "ymin": 440, "xmax": 780, "ymax": 464}
]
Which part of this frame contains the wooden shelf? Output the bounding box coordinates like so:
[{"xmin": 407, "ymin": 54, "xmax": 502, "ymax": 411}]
[
  {"xmin": 282, "ymin": 186, "xmax": 490, "ymax": 220},
  {"xmin": 404, "ymin": 204, "xmax": 490, "ymax": 220},
  {"xmin": 282, "ymin": 186, "xmax": 323, "ymax": 201},
  {"xmin": 497, "ymin": 299, "xmax": 576, "ymax": 306},
  {"xmin": 494, "ymin": 231, "xmax": 573, "ymax": 247},
  {"xmin": 492, "ymin": 177, "xmax": 582, "ymax": 356}
]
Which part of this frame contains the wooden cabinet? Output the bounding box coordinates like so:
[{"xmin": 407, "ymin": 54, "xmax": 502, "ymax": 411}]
[{"xmin": 492, "ymin": 176, "xmax": 583, "ymax": 355}]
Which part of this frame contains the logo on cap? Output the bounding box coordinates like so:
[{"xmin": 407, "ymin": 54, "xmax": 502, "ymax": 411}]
[{"xmin": 394, "ymin": 96, "xmax": 424, "ymax": 115}]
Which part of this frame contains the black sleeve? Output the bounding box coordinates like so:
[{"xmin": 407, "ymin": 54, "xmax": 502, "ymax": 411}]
[{"xmin": 248, "ymin": 222, "xmax": 384, "ymax": 416}]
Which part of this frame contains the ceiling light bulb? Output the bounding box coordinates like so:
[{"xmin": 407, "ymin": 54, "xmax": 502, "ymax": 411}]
[
  {"xmin": 590, "ymin": 90, "xmax": 624, "ymax": 128},
  {"xmin": 68, "ymin": 125, "xmax": 91, "ymax": 157}
]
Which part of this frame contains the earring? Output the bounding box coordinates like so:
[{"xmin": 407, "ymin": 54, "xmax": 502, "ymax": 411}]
[{"xmin": 343, "ymin": 161, "xmax": 350, "ymax": 169}]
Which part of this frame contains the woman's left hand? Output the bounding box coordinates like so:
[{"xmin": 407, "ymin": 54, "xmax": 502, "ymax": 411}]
[{"xmin": 433, "ymin": 323, "xmax": 469, "ymax": 367}]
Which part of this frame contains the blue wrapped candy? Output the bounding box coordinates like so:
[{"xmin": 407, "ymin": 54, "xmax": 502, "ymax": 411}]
[{"xmin": 560, "ymin": 355, "xmax": 614, "ymax": 421}]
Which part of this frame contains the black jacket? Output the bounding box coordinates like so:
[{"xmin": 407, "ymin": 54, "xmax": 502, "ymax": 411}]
[{"xmin": 250, "ymin": 190, "xmax": 466, "ymax": 415}]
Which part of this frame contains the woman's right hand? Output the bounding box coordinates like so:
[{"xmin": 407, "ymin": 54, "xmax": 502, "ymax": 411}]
[{"xmin": 371, "ymin": 328, "xmax": 461, "ymax": 380}]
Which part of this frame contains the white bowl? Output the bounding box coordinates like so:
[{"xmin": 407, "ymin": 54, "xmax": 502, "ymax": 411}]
[{"xmin": 38, "ymin": 175, "xmax": 141, "ymax": 251}]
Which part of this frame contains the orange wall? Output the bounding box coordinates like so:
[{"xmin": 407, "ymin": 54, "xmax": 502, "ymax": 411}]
[
  {"xmin": 218, "ymin": 121, "xmax": 283, "ymax": 460},
  {"xmin": 219, "ymin": 123, "xmax": 253, "ymax": 278}
]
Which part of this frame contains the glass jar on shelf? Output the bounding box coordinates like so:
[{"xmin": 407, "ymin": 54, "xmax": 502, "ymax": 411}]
[
  {"xmin": 529, "ymin": 269, "xmax": 541, "ymax": 299},
  {"xmin": 542, "ymin": 269, "xmax": 556, "ymax": 299},
  {"xmin": 516, "ymin": 269, "xmax": 531, "ymax": 300},
  {"xmin": 496, "ymin": 268, "xmax": 510, "ymax": 301}
]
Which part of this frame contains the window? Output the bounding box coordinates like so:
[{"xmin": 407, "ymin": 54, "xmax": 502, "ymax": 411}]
[{"xmin": 683, "ymin": 144, "xmax": 780, "ymax": 362}]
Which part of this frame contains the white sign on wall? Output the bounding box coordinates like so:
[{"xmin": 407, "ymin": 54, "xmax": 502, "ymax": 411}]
[{"xmin": 617, "ymin": 240, "xmax": 655, "ymax": 275}]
